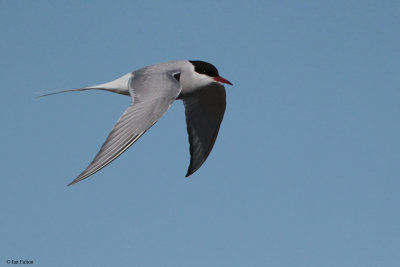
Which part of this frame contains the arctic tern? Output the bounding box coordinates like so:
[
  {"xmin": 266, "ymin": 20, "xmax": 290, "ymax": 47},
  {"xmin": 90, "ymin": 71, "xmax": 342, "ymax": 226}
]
[{"xmin": 42, "ymin": 60, "xmax": 232, "ymax": 185}]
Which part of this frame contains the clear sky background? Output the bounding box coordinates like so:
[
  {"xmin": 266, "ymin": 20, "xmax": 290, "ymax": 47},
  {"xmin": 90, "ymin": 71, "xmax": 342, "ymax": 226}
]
[{"xmin": 1, "ymin": 1, "xmax": 399, "ymax": 266}]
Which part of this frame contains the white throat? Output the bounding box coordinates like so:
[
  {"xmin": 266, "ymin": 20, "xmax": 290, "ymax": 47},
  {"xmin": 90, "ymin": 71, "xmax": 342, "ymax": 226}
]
[{"xmin": 179, "ymin": 66, "xmax": 214, "ymax": 95}]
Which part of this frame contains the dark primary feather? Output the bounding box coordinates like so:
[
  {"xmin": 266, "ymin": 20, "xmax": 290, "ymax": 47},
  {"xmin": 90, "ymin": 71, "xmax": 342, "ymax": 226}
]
[{"xmin": 183, "ymin": 83, "xmax": 226, "ymax": 177}]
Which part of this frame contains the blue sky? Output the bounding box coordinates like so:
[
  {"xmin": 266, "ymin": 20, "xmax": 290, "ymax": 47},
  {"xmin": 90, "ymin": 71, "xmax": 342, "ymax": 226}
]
[{"xmin": 1, "ymin": 0, "xmax": 399, "ymax": 266}]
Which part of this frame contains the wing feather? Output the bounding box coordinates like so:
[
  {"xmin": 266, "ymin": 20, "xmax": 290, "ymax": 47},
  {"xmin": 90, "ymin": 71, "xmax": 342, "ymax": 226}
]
[
  {"xmin": 183, "ymin": 83, "xmax": 226, "ymax": 177},
  {"xmin": 68, "ymin": 71, "xmax": 181, "ymax": 185}
]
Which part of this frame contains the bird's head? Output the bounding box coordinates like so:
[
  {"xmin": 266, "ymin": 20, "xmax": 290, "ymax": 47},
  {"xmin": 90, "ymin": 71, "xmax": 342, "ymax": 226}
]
[{"xmin": 189, "ymin": 60, "xmax": 232, "ymax": 86}]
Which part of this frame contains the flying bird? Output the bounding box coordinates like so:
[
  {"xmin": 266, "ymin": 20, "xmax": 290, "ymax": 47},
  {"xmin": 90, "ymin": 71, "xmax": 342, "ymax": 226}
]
[{"xmin": 41, "ymin": 60, "xmax": 232, "ymax": 185}]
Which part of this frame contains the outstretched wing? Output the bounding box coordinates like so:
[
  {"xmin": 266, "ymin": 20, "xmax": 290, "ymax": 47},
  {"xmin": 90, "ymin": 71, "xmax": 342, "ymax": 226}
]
[
  {"xmin": 183, "ymin": 83, "xmax": 226, "ymax": 177},
  {"xmin": 68, "ymin": 71, "xmax": 182, "ymax": 185}
]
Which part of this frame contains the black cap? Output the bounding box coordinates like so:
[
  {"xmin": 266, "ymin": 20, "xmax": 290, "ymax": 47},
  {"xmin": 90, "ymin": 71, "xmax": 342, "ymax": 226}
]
[{"xmin": 189, "ymin": 60, "xmax": 219, "ymax": 77}]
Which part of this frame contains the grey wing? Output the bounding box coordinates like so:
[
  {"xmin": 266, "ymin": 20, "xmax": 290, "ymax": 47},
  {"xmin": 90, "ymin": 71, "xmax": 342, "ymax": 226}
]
[
  {"xmin": 68, "ymin": 72, "xmax": 182, "ymax": 185},
  {"xmin": 183, "ymin": 83, "xmax": 226, "ymax": 177}
]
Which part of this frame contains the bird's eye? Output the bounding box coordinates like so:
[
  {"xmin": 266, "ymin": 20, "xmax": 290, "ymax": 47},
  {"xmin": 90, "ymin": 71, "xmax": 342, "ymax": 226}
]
[{"xmin": 173, "ymin": 73, "xmax": 181, "ymax": 81}]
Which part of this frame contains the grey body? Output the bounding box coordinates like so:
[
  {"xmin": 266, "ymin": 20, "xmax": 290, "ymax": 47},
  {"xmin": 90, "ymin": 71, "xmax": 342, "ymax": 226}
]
[{"xmin": 42, "ymin": 60, "xmax": 230, "ymax": 185}]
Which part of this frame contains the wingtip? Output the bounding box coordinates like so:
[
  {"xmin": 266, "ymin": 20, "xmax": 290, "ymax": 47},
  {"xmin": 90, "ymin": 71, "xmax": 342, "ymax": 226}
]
[
  {"xmin": 185, "ymin": 168, "xmax": 195, "ymax": 178},
  {"xmin": 67, "ymin": 180, "xmax": 77, "ymax": 186},
  {"xmin": 67, "ymin": 175, "xmax": 85, "ymax": 186}
]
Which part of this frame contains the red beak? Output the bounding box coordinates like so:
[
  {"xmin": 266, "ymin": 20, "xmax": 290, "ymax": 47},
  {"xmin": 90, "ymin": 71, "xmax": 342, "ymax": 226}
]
[{"xmin": 214, "ymin": 76, "xmax": 232, "ymax": 85}]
